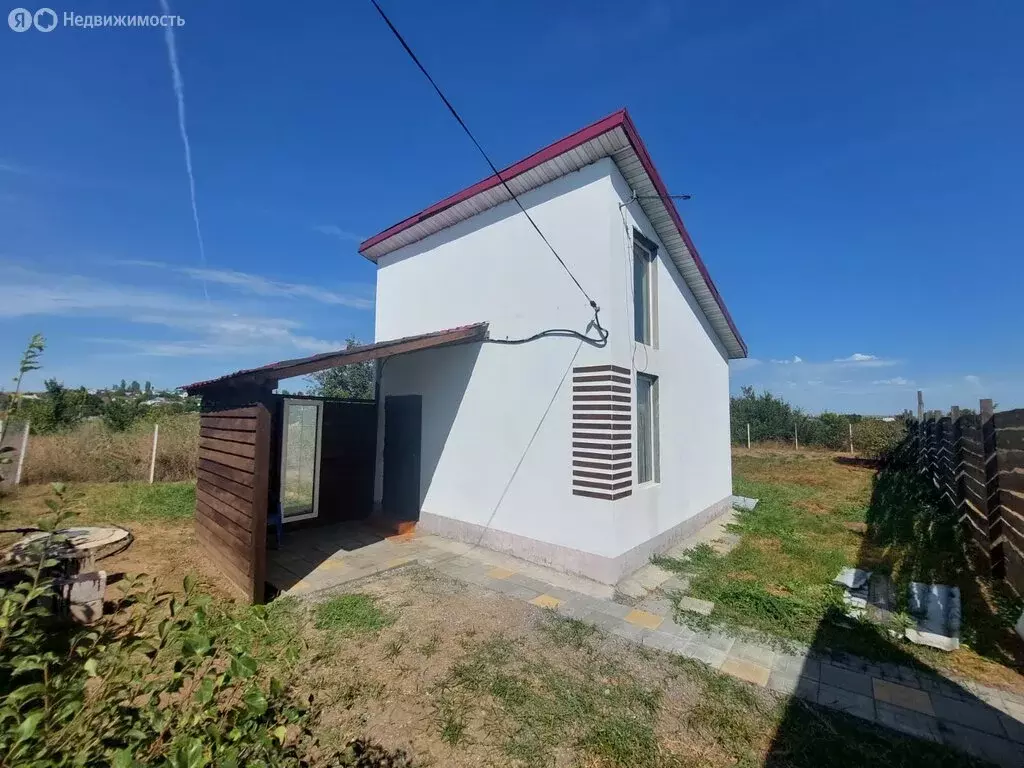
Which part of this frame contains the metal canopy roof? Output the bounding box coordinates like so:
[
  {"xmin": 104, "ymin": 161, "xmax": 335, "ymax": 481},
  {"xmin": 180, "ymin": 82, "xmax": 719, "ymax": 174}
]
[
  {"xmin": 358, "ymin": 109, "xmax": 747, "ymax": 359},
  {"xmin": 183, "ymin": 323, "xmax": 489, "ymax": 393}
]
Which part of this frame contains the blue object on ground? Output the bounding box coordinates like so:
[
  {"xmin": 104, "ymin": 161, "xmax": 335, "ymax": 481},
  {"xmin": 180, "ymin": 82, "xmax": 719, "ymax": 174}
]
[{"xmin": 267, "ymin": 502, "xmax": 284, "ymax": 548}]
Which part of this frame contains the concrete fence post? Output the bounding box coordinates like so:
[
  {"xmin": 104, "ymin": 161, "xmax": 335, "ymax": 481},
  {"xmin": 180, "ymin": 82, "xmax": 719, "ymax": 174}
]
[
  {"xmin": 14, "ymin": 420, "xmax": 29, "ymax": 485},
  {"xmin": 794, "ymin": 423, "xmax": 799, "ymax": 450},
  {"xmin": 148, "ymin": 423, "xmax": 160, "ymax": 484},
  {"xmin": 746, "ymin": 423, "xmax": 751, "ymax": 449}
]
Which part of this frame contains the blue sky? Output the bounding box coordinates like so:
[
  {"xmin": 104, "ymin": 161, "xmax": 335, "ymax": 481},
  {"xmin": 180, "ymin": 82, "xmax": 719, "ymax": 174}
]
[{"xmin": 1, "ymin": 1, "xmax": 1021, "ymax": 414}]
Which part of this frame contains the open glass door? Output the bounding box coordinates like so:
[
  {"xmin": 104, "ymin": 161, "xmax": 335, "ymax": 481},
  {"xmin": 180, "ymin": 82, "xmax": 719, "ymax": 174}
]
[{"xmin": 280, "ymin": 399, "xmax": 322, "ymax": 522}]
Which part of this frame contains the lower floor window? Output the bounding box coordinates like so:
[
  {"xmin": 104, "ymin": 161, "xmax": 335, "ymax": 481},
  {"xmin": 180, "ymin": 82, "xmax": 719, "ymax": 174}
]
[{"xmin": 636, "ymin": 373, "xmax": 659, "ymax": 483}]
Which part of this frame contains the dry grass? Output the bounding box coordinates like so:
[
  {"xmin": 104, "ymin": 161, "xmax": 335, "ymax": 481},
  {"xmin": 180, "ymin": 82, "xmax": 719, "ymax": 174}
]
[
  {"xmin": 20, "ymin": 414, "xmax": 198, "ymax": 484},
  {"xmin": 292, "ymin": 569, "xmax": 976, "ymax": 767}
]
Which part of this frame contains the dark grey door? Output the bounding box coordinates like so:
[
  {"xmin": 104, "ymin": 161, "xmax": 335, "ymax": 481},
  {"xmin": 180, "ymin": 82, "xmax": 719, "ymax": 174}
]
[{"xmin": 382, "ymin": 395, "xmax": 422, "ymax": 521}]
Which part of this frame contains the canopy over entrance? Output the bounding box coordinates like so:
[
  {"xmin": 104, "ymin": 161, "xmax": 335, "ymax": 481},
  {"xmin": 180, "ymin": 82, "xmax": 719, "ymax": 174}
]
[
  {"xmin": 183, "ymin": 323, "xmax": 490, "ymax": 394},
  {"xmin": 182, "ymin": 322, "xmax": 488, "ymax": 603}
]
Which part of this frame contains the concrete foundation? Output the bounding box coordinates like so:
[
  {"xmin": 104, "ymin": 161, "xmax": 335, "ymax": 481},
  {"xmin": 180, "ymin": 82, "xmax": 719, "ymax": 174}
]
[{"xmin": 417, "ymin": 494, "xmax": 734, "ymax": 585}]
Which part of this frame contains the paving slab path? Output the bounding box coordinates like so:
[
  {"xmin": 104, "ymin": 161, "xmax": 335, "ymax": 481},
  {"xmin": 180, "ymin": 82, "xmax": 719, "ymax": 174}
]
[{"xmin": 271, "ymin": 527, "xmax": 1024, "ymax": 766}]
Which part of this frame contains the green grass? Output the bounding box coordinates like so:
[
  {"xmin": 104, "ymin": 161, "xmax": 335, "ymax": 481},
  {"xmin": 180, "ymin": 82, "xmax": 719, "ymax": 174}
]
[
  {"xmin": 76, "ymin": 481, "xmax": 196, "ymax": 522},
  {"xmin": 655, "ymin": 450, "xmax": 1024, "ymax": 679},
  {"xmin": 1, "ymin": 481, "xmax": 196, "ymax": 528},
  {"xmin": 536, "ymin": 612, "xmax": 598, "ymax": 649},
  {"xmin": 314, "ymin": 593, "xmax": 394, "ymax": 634},
  {"xmin": 655, "ymin": 477, "xmax": 853, "ymax": 647}
]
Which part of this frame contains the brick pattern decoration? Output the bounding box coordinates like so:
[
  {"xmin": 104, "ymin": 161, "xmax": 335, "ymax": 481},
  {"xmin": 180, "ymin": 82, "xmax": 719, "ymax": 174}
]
[{"xmin": 571, "ymin": 365, "xmax": 632, "ymax": 500}]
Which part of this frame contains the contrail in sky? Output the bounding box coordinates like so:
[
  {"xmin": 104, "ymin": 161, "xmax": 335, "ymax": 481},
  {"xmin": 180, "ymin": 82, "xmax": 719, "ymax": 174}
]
[{"xmin": 159, "ymin": 0, "xmax": 209, "ymax": 301}]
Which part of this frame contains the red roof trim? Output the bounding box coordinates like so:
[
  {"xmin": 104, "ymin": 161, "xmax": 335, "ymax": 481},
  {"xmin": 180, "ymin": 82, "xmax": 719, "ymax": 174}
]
[
  {"xmin": 358, "ymin": 109, "xmax": 629, "ymax": 254},
  {"xmin": 615, "ymin": 112, "xmax": 747, "ymax": 357},
  {"xmin": 358, "ymin": 109, "xmax": 746, "ymax": 357}
]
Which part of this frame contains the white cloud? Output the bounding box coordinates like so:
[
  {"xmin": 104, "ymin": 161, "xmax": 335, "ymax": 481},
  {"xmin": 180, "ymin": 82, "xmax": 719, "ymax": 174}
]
[
  {"xmin": 965, "ymin": 374, "xmax": 981, "ymax": 386},
  {"xmin": 873, "ymin": 377, "xmax": 914, "ymax": 386},
  {"xmin": 313, "ymin": 224, "xmax": 364, "ymax": 243},
  {"xmin": 729, "ymin": 358, "xmax": 762, "ymax": 371},
  {"xmin": 181, "ymin": 267, "xmax": 373, "ymax": 309},
  {"xmin": 115, "ymin": 260, "xmax": 374, "ymax": 309},
  {"xmin": 770, "ymin": 355, "xmax": 803, "ymax": 364},
  {"xmin": 0, "ymin": 264, "xmax": 343, "ymax": 359},
  {"xmin": 833, "ymin": 353, "xmax": 897, "ymax": 368}
]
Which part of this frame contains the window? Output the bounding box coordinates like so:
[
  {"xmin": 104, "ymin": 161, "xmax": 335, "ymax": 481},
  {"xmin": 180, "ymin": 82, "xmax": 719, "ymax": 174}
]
[
  {"xmin": 636, "ymin": 373, "xmax": 659, "ymax": 484},
  {"xmin": 633, "ymin": 236, "xmax": 655, "ymax": 344},
  {"xmin": 280, "ymin": 399, "xmax": 323, "ymax": 521}
]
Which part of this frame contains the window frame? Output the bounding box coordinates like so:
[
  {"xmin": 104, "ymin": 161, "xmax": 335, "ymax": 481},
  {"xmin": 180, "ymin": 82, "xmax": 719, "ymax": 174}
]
[
  {"xmin": 636, "ymin": 372, "xmax": 660, "ymax": 485},
  {"xmin": 632, "ymin": 230, "xmax": 658, "ymax": 346}
]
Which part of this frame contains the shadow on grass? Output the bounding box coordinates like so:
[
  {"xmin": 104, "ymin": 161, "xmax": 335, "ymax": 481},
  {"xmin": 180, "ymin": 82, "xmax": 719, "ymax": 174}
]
[{"xmin": 765, "ymin": 437, "xmax": 1024, "ymax": 766}]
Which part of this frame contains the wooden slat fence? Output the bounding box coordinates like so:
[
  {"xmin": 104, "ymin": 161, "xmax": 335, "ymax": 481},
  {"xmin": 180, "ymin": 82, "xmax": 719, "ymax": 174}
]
[
  {"xmin": 194, "ymin": 404, "xmax": 271, "ymax": 602},
  {"xmin": 915, "ymin": 403, "xmax": 1024, "ymax": 594}
]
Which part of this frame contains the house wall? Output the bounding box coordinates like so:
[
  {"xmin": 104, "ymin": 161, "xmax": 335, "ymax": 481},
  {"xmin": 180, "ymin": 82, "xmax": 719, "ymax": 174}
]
[
  {"xmin": 373, "ymin": 157, "xmax": 733, "ymax": 583},
  {"xmin": 605, "ymin": 165, "xmax": 734, "ymax": 576}
]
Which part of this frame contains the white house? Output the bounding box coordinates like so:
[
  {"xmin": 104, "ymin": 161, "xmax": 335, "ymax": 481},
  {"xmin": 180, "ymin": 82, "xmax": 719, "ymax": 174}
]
[{"xmin": 360, "ymin": 110, "xmax": 747, "ymax": 585}]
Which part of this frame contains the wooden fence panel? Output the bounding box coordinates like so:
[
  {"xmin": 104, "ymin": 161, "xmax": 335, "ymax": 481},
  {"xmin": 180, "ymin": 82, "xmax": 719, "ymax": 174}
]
[
  {"xmin": 194, "ymin": 402, "xmax": 271, "ymax": 602},
  {"xmin": 994, "ymin": 407, "xmax": 1024, "ymax": 594},
  {"xmin": 914, "ymin": 407, "xmax": 1024, "ymax": 594}
]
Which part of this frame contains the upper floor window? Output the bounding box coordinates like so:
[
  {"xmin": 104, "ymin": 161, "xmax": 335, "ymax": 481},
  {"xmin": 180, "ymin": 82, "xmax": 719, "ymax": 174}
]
[{"xmin": 633, "ymin": 233, "xmax": 656, "ymax": 345}]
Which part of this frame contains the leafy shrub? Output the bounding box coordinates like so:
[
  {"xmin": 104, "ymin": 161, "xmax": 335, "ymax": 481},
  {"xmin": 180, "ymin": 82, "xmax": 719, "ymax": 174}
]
[
  {"xmin": 851, "ymin": 419, "xmax": 906, "ymax": 460},
  {"xmin": 730, "ymin": 387, "xmax": 796, "ymax": 444},
  {"xmin": 0, "ymin": 487, "xmax": 412, "ymax": 766},
  {"xmin": 101, "ymin": 397, "xmax": 145, "ymax": 432},
  {"xmin": 731, "ymin": 387, "xmax": 856, "ymax": 450},
  {"xmin": 0, "ymin": 493, "xmax": 308, "ymax": 765}
]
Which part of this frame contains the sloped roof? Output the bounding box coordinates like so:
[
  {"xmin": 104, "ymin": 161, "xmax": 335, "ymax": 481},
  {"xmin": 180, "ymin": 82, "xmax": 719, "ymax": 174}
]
[
  {"xmin": 358, "ymin": 110, "xmax": 746, "ymax": 359},
  {"xmin": 183, "ymin": 323, "xmax": 489, "ymax": 393}
]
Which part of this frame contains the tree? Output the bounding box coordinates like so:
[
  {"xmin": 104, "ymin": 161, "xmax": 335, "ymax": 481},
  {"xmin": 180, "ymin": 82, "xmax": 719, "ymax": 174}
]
[
  {"xmin": 3, "ymin": 333, "xmax": 44, "ymax": 426},
  {"xmin": 102, "ymin": 397, "xmax": 143, "ymax": 432},
  {"xmin": 1, "ymin": 334, "xmax": 44, "ymax": 483},
  {"xmin": 306, "ymin": 337, "xmax": 375, "ymax": 400},
  {"xmin": 20, "ymin": 379, "xmax": 94, "ymax": 433}
]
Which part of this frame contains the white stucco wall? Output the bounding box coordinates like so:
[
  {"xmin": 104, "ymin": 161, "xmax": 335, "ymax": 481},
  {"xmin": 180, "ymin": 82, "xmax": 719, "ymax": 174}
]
[
  {"xmin": 606, "ymin": 166, "xmax": 734, "ymax": 556},
  {"xmin": 372, "ymin": 156, "xmax": 733, "ymax": 580}
]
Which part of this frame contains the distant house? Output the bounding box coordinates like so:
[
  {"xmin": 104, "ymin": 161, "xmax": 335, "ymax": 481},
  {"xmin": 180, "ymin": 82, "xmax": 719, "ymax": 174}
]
[{"xmin": 185, "ymin": 110, "xmax": 747, "ymax": 600}]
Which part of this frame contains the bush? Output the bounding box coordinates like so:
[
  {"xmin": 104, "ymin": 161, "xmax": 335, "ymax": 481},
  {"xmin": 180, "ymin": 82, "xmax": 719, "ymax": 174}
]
[
  {"xmin": 0, "ymin": 487, "xmax": 413, "ymax": 767},
  {"xmin": 22, "ymin": 414, "xmax": 199, "ymax": 484},
  {"xmin": 101, "ymin": 397, "xmax": 144, "ymax": 432},
  {"xmin": 731, "ymin": 387, "xmax": 856, "ymax": 450},
  {"xmin": 0, "ymin": 486, "xmax": 309, "ymax": 764},
  {"xmin": 852, "ymin": 419, "xmax": 906, "ymax": 460},
  {"xmin": 794, "ymin": 412, "xmax": 849, "ymax": 450}
]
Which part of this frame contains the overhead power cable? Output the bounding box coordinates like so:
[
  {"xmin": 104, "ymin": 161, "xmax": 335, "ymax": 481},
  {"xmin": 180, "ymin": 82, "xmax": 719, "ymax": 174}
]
[{"xmin": 369, "ymin": 0, "xmax": 602, "ymax": 322}]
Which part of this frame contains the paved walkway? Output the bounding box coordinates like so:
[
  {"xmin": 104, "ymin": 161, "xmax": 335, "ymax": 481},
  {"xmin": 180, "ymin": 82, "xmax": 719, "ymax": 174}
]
[{"xmin": 269, "ymin": 527, "xmax": 1024, "ymax": 766}]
